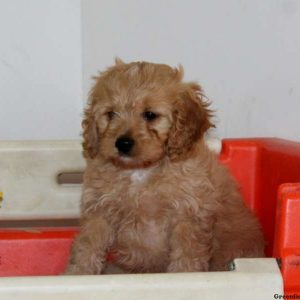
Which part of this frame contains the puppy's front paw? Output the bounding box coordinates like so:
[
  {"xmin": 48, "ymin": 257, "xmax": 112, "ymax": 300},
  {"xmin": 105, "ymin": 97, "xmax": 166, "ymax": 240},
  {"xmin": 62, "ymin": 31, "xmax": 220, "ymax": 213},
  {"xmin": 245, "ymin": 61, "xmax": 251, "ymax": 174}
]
[
  {"xmin": 63, "ymin": 264, "xmax": 84, "ymax": 275},
  {"xmin": 64, "ymin": 217, "xmax": 113, "ymax": 275},
  {"xmin": 167, "ymin": 257, "xmax": 209, "ymax": 272},
  {"xmin": 64, "ymin": 252, "xmax": 106, "ymax": 275}
]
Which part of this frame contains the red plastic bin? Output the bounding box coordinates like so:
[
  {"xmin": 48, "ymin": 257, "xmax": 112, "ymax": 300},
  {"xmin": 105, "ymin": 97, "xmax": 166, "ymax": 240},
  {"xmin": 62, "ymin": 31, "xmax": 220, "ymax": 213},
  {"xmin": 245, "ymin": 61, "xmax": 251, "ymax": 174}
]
[{"xmin": 0, "ymin": 138, "xmax": 300, "ymax": 294}]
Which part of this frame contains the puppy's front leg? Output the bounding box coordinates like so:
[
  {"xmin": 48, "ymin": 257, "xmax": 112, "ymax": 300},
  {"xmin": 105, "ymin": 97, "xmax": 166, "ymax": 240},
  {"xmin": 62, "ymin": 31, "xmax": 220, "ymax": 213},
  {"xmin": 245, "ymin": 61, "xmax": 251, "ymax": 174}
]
[
  {"xmin": 65, "ymin": 216, "xmax": 113, "ymax": 275},
  {"xmin": 167, "ymin": 218, "xmax": 214, "ymax": 272}
]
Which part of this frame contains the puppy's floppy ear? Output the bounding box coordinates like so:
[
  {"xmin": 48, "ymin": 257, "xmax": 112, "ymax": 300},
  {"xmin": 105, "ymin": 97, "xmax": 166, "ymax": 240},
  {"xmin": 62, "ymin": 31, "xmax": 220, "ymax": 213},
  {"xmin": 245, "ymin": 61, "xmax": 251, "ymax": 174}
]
[
  {"xmin": 82, "ymin": 105, "xmax": 100, "ymax": 159},
  {"xmin": 167, "ymin": 83, "xmax": 214, "ymax": 161}
]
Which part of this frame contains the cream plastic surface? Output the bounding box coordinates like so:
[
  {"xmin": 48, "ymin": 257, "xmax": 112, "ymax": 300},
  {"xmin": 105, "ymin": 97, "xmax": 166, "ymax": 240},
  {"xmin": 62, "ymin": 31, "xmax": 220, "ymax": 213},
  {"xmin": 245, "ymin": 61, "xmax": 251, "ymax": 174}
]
[{"xmin": 0, "ymin": 259, "xmax": 283, "ymax": 300}]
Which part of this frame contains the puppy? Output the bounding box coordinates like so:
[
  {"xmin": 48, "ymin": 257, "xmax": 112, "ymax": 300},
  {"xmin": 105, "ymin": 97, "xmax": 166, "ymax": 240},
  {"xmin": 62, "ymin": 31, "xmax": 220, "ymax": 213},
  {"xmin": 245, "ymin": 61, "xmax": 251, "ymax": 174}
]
[{"xmin": 65, "ymin": 59, "xmax": 264, "ymax": 274}]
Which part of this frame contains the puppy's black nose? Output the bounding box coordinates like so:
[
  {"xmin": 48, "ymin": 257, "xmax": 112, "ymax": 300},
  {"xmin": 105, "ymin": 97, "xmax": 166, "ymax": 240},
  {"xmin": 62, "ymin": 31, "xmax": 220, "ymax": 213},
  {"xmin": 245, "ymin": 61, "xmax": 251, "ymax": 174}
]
[{"xmin": 115, "ymin": 136, "xmax": 135, "ymax": 155}]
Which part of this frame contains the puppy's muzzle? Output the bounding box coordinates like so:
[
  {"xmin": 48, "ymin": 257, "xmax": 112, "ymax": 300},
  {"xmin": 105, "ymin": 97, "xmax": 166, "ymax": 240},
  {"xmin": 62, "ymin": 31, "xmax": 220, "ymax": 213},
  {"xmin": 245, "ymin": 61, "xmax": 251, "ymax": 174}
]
[{"xmin": 115, "ymin": 136, "xmax": 135, "ymax": 155}]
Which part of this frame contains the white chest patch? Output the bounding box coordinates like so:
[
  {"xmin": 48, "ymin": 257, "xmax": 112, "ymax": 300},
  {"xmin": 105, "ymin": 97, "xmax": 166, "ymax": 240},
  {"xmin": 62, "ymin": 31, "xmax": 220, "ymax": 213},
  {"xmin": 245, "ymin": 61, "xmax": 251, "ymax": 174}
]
[{"xmin": 130, "ymin": 169, "xmax": 151, "ymax": 184}]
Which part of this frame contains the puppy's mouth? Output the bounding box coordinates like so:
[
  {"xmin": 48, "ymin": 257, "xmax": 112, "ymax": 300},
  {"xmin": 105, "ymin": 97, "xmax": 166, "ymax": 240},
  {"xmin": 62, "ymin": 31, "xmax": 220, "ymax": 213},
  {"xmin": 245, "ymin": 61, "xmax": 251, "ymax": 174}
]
[
  {"xmin": 111, "ymin": 151, "xmax": 158, "ymax": 169},
  {"xmin": 117, "ymin": 151, "xmax": 133, "ymax": 158},
  {"xmin": 111, "ymin": 151, "xmax": 164, "ymax": 170},
  {"xmin": 117, "ymin": 154, "xmax": 134, "ymax": 161}
]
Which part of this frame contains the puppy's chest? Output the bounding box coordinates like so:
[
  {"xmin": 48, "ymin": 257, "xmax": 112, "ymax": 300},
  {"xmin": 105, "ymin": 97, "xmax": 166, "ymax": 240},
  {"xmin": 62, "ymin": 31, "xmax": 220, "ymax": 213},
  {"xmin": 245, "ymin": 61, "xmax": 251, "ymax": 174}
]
[
  {"xmin": 95, "ymin": 166, "xmax": 189, "ymax": 224},
  {"xmin": 118, "ymin": 168, "xmax": 159, "ymax": 202},
  {"xmin": 115, "ymin": 170, "xmax": 169, "ymax": 249},
  {"xmin": 111, "ymin": 168, "xmax": 181, "ymax": 217},
  {"xmin": 116, "ymin": 216, "xmax": 168, "ymax": 248}
]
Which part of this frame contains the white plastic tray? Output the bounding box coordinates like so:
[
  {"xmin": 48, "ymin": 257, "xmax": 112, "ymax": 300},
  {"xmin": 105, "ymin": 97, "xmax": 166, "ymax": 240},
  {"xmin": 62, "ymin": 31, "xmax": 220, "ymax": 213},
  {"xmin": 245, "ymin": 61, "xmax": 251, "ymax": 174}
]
[{"xmin": 0, "ymin": 259, "xmax": 283, "ymax": 300}]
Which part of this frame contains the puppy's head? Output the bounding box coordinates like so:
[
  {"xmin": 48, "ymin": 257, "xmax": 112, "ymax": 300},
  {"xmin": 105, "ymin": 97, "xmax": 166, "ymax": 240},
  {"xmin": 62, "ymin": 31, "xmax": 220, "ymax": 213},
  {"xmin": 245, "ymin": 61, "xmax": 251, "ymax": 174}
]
[{"xmin": 83, "ymin": 60, "xmax": 214, "ymax": 168}]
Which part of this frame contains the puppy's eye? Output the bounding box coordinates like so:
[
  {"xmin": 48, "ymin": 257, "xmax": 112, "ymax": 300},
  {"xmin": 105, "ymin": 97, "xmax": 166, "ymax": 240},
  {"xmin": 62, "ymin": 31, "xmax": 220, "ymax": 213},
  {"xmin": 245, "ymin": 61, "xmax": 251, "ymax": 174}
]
[
  {"xmin": 143, "ymin": 111, "xmax": 158, "ymax": 121},
  {"xmin": 106, "ymin": 111, "xmax": 117, "ymax": 120}
]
